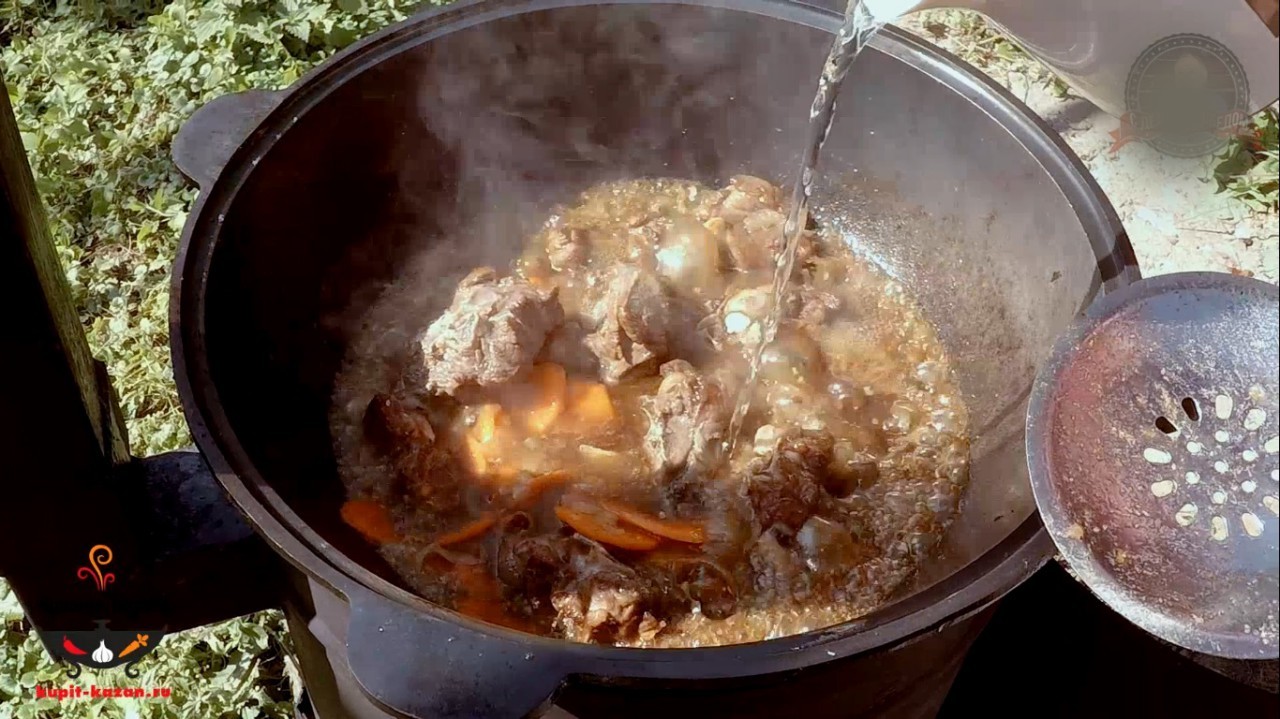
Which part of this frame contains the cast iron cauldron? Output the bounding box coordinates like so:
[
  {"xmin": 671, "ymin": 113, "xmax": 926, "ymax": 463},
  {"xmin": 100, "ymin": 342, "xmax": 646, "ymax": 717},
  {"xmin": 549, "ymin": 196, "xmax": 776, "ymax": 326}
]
[{"xmin": 168, "ymin": 0, "xmax": 1137, "ymax": 716}]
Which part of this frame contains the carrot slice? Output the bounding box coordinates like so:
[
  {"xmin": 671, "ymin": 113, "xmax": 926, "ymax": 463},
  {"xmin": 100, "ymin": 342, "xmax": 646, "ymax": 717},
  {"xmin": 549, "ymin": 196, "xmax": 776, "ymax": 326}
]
[
  {"xmin": 489, "ymin": 463, "xmax": 521, "ymax": 483},
  {"xmin": 462, "ymin": 435, "xmax": 488, "ymax": 476},
  {"xmin": 568, "ymin": 380, "xmax": 615, "ymax": 424},
  {"xmin": 523, "ymin": 363, "xmax": 566, "ymax": 434},
  {"xmin": 601, "ymin": 499, "xmax": 706, "ymax": 544},
  {"xmin": 472, "ymin": 404, "xmax": 504, "ymax": 444},
  {"xmin": 515, "ymin": 470, "xmax": 571, "ymax": 509},
  {"xmin": 555, "ymin": 503, "xmax": 660, "ymax": 551},
  {"xmin": 340, "ymin": 500, "xmax": 398, "ymax": 544},
  {"xmin": 435, "ymin": 514, "xmax": 497, "ymax": 547}
]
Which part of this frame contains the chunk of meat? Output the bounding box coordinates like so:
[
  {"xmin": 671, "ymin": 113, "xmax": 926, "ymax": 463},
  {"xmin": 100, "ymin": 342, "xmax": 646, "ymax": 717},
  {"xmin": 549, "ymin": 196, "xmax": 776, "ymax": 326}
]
[
  {"xmin": 364, "ymin": 393, "xmax": 436, "ymax": 456},
  {"xmin": 644, "ymin": 554, "xmax": 738, "ymax": 620},
  {"xmin": 744, "ymin": 430, "xmax": 834, "ymax": 532},
  {"xmin": 545, "ymin": 226, "xmax": 589, "ymax": 270},
  {"xmin": 788, "ymin": 286, "xmax": 841, "ymax": 329},
  {"xmin": 724, "ymin": 209, "xmax": 815, "ymax": 272},
  {"xmin": 540, "ymin": 319, "xmax": 599, "ymax": 377},
  {"xmin": 363, "ymin": 394, "xmax": 460, "ymax": 511},
  {"xmin": 496, "ymin": 531, "xmax": 569, "ymax": 600},
  {"xmin": 420, "ymin": 268, "xmax": 564, "ymax": 394},
  {"xmin": 654, "ymin": 217, "xmax": 724, "ymax": 304},
  {"xmin": 550, "ymin": 538, "xmax": 664, "ymax": 642},
  {"xmin": 716, "ymin": 175, "xmax": 782, "ymax": 224},
  {"xmin": 748, "ymin": 528, "xmax": 809, "ymax": 600},
  {"xmin": 643, "ymin": 360, "xmax": 728, "ymax": 481},
  {"xmin": 583, "ymin": 265, "xmax": 672, "ymax": 383},
  {"xmin": 796, "ymin": 516, "xmax": 874, "ymax": 575},
  {"xmin": 717, "ymin": 285, "xmax": 772, "ymax": 350}
]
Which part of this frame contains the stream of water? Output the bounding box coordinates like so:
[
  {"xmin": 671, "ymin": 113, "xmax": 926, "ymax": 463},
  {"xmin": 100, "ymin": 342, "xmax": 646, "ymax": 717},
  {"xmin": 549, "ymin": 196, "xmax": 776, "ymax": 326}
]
[{"xmin": 724, "ymin": 0, "xmax": 887, "ymax": 455}]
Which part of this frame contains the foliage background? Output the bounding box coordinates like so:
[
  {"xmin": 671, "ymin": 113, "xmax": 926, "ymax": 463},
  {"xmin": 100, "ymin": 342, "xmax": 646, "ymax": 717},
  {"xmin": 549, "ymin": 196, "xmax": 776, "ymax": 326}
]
[{"xmin": 1, "ymin": 2, "xmax": 1274, "ymax": 718}]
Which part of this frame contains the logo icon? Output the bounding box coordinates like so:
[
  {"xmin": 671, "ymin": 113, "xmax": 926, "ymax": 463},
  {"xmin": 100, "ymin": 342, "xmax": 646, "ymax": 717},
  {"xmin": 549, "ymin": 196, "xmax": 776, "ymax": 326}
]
[
  {"xmin": 53, "ymin": 622, "xmax": 164, "ymax": 678},
  {"xmin": 76, "ymin": 544, "xmax": 115, "ymax": 592},
  {"xmin": 33, "ymin": 544, "xmax": 168, "ymax": 677},
  {"xmin": 1113, "ymin": 34, "xmax": 1250, "ymax": 157}
]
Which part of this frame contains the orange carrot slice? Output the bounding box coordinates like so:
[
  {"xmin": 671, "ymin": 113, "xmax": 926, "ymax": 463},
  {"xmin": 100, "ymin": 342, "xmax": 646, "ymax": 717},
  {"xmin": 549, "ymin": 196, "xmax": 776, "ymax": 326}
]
[
  {"xmin": 601, "ymin": 499, "xmax": 706, "ymax": 544},
  {"xmin": 568, "ymin": 380, "xmax": 615, "ymax": 424},
  {"xmin": 462, "ymin": 435, "xmax": 488, "ymax": 476},
  {"xmin": 488, "ymin": 463, "xmax": 521, "ymax": 483},
  {"xmin": 340, "ymin": 500, "xmax": 398, "ymax": 544},
  {"xmin": 515, "ymin": 470, "xmax": 571, "ymax": 509},
  {"xmin": 555, "ymin": 503, "xmax": 660, "ymax": 551},
  {"xmin": 435, "ymin": 514, "xmax": 498, "ymax": 547},
  {"xmin": 523, "ymin": 363, "xmax": 566, "ymax": 434},
  {"xmin": 472, "ymin": 404, "xmax": 504, "ymax": 444}
]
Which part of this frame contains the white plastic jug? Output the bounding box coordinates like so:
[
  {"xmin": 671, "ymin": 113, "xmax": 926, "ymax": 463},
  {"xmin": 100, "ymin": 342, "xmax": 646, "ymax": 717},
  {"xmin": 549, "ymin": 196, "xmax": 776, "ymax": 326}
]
[{"xmin": 864, "ymin": 0, "xmax": 1278, "ymax": 117}]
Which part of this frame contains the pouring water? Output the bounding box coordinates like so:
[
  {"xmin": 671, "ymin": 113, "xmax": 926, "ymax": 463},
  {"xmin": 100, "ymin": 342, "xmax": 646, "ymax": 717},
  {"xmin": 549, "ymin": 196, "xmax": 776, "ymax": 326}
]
[{"xmin": 724, "ymin": 0, "xmax": 889, "ymax": 456}]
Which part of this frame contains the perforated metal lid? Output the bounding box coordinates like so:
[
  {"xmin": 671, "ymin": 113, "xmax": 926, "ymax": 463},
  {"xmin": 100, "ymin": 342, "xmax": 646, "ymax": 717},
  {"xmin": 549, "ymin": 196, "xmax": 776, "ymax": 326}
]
[{"xmin": 1028, "ymin": 272, "xmax": 1279, "ymax": 659}]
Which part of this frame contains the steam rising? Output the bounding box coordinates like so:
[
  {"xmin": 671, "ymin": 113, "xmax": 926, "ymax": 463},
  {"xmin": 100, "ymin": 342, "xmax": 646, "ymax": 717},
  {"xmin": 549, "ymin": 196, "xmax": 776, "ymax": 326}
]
[{"xmin": 329, "ymin": 4, "xmax": 823, "ymax": 401}]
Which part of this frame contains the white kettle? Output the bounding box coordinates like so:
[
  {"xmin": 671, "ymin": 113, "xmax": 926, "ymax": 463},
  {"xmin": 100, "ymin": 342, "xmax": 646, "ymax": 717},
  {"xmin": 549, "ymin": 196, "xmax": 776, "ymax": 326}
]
[{"xmin": 864, "ymin": 0, "xmax": 1279, "ymax": 118}]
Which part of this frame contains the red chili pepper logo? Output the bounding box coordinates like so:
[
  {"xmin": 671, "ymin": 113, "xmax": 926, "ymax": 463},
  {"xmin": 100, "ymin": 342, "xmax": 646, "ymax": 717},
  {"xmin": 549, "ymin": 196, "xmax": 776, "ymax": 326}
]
[{"xmin": 61, "ymin": 636, "xmax": 88, "ymax": 656}]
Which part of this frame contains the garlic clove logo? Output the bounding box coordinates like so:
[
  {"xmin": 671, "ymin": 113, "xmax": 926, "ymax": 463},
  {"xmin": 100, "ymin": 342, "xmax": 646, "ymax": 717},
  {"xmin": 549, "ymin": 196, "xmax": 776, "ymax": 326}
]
[{"xmin": 91, "ymin": 640, "xmax": 114, "ymax": 664}]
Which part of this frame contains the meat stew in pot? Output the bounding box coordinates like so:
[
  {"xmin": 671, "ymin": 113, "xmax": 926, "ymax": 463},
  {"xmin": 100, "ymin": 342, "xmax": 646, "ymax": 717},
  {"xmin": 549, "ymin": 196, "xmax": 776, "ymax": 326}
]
[{"xmin": 330, "ymin": 177, "xmax": 970, "ymax": 647}]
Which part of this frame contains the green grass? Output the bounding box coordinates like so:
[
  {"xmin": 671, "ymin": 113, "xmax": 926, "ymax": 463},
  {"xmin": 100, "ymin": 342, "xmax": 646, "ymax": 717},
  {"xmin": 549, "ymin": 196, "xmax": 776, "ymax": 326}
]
[
  {"xmin": 1211, "ymin": 107, "xmax": 1279, "ymax": 213},
  {"xmin": 900, "ymin": 9, "xmax": 1070, "ymax": 99}
]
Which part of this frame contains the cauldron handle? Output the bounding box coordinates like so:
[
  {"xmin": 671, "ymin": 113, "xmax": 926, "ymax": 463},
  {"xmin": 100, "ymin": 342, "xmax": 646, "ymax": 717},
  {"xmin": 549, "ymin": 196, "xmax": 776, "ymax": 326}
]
[
  {"xmin": 172, "ymin": 90, "xmax": 284, "ymax": 190},
  {"xmin": 345, "ymin": 586, "xmax": 569, "ymax": 719}
]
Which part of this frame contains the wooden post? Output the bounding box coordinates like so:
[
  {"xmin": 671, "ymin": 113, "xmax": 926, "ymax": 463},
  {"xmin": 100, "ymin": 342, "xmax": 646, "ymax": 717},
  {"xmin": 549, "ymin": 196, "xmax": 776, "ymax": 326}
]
[
  {"xmin": 0, "ymin": 68, "xmax": 138, "ymax": 622},
  {"xmin": 1, "ymin": 69, "xmax": 280, "ymax": 633}
]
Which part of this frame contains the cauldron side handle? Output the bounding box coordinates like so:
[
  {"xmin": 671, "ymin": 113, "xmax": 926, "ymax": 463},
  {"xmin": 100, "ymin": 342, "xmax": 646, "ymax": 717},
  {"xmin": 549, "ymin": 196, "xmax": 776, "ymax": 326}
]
[
  {"xmin": 345, "ymin": 588, "xmax": 570, "ymax": 719},
  {"xmin": 172, "ymin": 90, "xmax": 285, "ymax": 191}
]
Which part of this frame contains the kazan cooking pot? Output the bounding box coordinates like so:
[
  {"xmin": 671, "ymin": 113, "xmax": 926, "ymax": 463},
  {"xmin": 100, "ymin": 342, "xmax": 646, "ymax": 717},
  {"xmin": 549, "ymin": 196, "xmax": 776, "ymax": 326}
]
[{"xmin": 169, "ymin": 0, "xmax": 1137, "ymax": 716}]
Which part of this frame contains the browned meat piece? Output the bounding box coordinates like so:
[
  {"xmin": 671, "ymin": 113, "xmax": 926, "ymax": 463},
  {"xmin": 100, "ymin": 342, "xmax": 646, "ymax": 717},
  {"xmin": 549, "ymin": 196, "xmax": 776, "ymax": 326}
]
[
  {"xmin": 665, "ymin": 557, "xmax": 737, "ymax": 620},
  {"xmin": 550, "ymin": 538, "xmax": 651, "ymax": 642},
  {"xmin": 636, "ymin": 613, "xmax": 666, "ymax": 642},
  {"xmin": 583, "ymin": 265, "xmax": 672, "ymax": 383},
  {"xmin": 496, "ymin": 531, "xmax": 569, "ymax": 601},
  {"xmin": 643, "ymin": 360, "xmax": 728, "ymax": 481},
  {"xmin": 552, "ymin": 586, "xmax": 642, "ymax": 644},
  {"xmin": 364, "ymin": 393, "xmax": 435, "ymax": 455},
  {"xmin": 744, "ymin": 430, "xmax": 834, "ymax": 532},
  {"xmin": 748, "ymin": 528, "xmax": 810, "ymax": 600},
  {"xmin": 362, "ymin": 394, "xmax": 461, "ymax": 512},
  {"xmin": 540, "ymin": 319, "xmax": 599, "ymax": 377},
  {"xmin": 653, "ymin": 217, "xmax": 724, "ymax": 305},
  {"xmin": 543, "ymin": 537, "xmax": 697, "ymax": 643},
  {"xmin": 824, "ymin": 440, "xmax": 881, "ymax": 497},
  {"xmin": 723, "ymin": 209, "xmax": 816, "ymax": 272},
  {"xmin": 545, "ymin": 226, "xmax": 589, "ymax": 270},
  {"xmin": 796, "ymin": 516, "xmax": 875, "ymax": 575},
  {"xmin": 419, "ymin": 267, "xmax": 564, "ymax": 394},
  {"xmin": 788, "ymin": 286, "xmax": 841, "ymax": 328},
  {"xmin": 716, "ymin": 175, "xmax": 782, "ymax": 224}
]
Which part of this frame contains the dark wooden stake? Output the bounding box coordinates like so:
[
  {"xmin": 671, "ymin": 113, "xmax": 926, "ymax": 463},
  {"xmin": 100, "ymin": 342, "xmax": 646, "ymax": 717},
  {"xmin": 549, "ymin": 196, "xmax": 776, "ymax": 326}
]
[{"xmin": 1, "ymin": 70, "xmax": 278, "ymax": 633}]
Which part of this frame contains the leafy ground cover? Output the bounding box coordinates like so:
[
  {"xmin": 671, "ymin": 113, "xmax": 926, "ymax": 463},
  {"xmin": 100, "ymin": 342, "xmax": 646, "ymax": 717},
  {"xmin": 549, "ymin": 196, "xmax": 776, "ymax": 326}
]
[{"xmin": 1, "ymin": 3, "xmax": 1274, "ymax": 718}]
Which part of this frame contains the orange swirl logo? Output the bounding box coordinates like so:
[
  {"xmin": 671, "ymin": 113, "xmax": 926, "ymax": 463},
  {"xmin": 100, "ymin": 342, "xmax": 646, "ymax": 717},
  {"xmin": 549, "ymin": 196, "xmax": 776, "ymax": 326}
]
[{"xmin": 76, "ymin": 545, "xmax": 116, "ymax": 592}]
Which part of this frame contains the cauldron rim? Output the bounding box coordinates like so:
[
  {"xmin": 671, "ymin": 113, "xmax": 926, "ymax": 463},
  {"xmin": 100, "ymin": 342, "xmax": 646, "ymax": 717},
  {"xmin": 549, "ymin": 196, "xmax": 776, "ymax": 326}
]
[{"xmin": 170, "ymin": 0, "xmax": 1133, "ymax": 672}]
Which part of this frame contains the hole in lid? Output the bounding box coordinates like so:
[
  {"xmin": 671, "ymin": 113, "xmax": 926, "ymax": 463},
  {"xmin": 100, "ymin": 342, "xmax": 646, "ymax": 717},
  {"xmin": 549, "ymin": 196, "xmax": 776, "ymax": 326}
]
[
  {"xmin": 1182, "ymin": 397, "xmax": 1200, "ymax": 422},
  {"xmin": 1155, "ymin": 416, "xmax": 1178, "ymax": 434}
]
